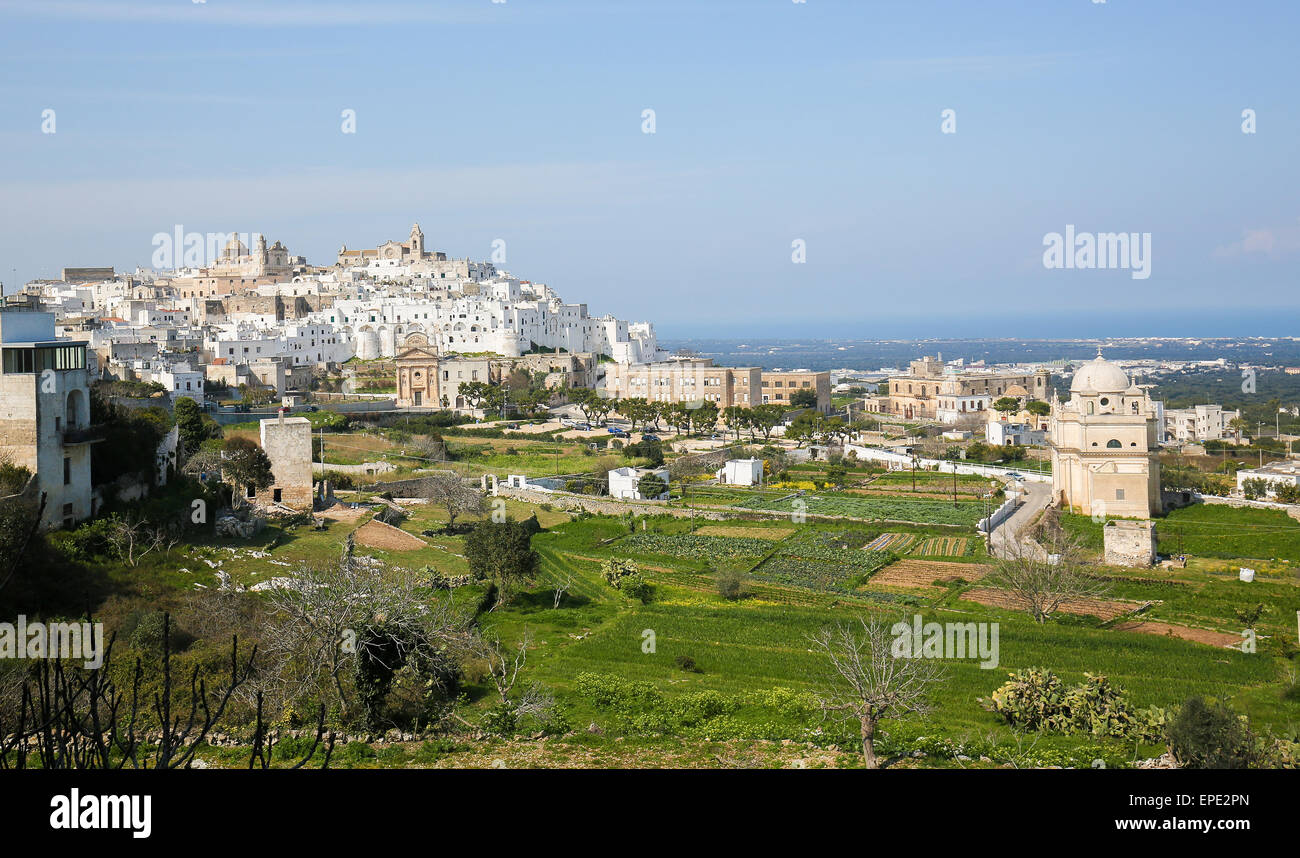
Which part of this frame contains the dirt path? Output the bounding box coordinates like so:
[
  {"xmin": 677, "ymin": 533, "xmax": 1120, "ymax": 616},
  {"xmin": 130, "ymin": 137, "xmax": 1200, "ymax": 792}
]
[
  {"xmin": 1111, "ymin": 620, "xmax": 1243, "ymax": 648},
  {"xmin": 961, "ymin": 587, "xmax": 1144, "ymax": 621},
  {"xmin": 353, "ymin": 519, "xmax": 430, "ymax": 551}
]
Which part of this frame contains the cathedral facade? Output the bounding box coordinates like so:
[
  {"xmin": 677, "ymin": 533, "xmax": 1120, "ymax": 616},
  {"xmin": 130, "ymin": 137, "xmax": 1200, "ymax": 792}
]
[
  {"xmin": 337, "ymin": 223, "xmax": 446, "ymax": 267},
  {"xmin": 1048, "ymin": 352, "xmax": 1161, "ymax": 519}
]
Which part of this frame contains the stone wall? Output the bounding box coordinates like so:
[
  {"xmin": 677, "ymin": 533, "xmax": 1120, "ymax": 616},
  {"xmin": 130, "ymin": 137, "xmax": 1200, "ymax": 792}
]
[
  {"xmin": 1103, "ymin": 520, "xmax": 1157, "ymax": 567},
  {"xmin": 496, "ymin": 486, "xmax": 729, "ymax": 520},
  {"xmin": 364, "ymin": 471, "xmax": 460, "ymax": 497}
]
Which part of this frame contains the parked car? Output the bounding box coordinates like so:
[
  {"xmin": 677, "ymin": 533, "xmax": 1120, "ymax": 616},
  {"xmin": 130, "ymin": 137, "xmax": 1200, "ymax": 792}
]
[
  {"xmin": 641, "ymin": 433, "xmax": 659, "ymax": 442},
  {"xmin": 607, "ymin": 426, "xmax": 626, "ymax": 435}
]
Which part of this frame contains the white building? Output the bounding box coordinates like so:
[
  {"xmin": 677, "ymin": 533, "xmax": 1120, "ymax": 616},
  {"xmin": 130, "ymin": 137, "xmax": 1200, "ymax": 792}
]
[
  {"xmin": 314, "ymin": 277, "xmax": 658, "ymax": 362},
  {"xmin": 987, "ymin": 419, "xmax": 1046, "ymax": 447},
  {"xmin": 157, "ymin": 361, "xmax": 205, "ymax": 403},
  {"xmin": 716, "ymin": 458, "xmax": 764, "ymax": 486},
  {"xmin": 0, "ymin": 311, "xmax": 94, "ymax": 530},
  {"xmin": 1048, "ymin": 352, "xmax": 1161, "ymax": 519},
  {"xmin": 1235, "ymin": 461, "xmax": 1300, "ymax": 497},
  {"xmin": 608, "ymin": 466, "xmax": 671, "ymax": 500},
  {"xmin": 1164, "ymin": 404, "xmax": 1240, "ymax": 443}
]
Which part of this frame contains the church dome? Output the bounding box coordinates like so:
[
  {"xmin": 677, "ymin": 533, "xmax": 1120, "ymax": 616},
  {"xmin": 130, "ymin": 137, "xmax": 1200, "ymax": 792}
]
[{"xmin": 1070, "ymin": 353, "xmax": 1130, "ymax": 394}]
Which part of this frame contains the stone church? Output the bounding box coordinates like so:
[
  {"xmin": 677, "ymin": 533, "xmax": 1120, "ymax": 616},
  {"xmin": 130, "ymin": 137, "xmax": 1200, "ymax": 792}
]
[
  {"xmin": 336, "ymin": 223, "xmax": 447, "ymax": 267},
  {"xmin": 1048, "ymin": 351, "xmax": 1161, "ymax": 519}
]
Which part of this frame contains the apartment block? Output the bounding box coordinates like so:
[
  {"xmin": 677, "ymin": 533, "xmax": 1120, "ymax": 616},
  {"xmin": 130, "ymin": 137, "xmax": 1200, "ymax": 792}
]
[
  {"xmin": 759, "ymin": 370, "xmax": 831, "ymax": 413},
  {"xmin": 604, "ymin": 358, "xmax": 762, "ymax": 408}
]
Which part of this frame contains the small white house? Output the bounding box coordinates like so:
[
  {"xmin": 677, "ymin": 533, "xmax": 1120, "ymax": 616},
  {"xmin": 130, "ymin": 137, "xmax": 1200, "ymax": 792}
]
[
  {"xmin": 158, "ymin": 361, "xmax": 205, "ymax": 404},
  {"xmin": 608, "ymin": 466, "xmax": 671, "ymax": 500},
  {"xmin": 716, "ymin": 458, "xmax": 764, "ymax": 486},
  {"xmin": 1236, "ymin": 461, "xmax": 1300, "ymax": 497},
  {"xmin": 986, "ymin": 419, "xmax": 1045, "ymax": 447}
]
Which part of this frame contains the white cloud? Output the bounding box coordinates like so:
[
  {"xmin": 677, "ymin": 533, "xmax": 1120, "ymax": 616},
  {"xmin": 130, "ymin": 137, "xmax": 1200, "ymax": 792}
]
[{"xmin": 1213, "ymin": 218, "xmax": 1300, "ymax": 259}]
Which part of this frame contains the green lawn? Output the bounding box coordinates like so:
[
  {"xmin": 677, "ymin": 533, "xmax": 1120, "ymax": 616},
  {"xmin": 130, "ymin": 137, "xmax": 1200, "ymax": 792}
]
[
  {"xmin": 734, "ymin": 492, "xmax": 985, "ymax": 527},
  {"xmin": 1063, "ymin": 504, "xmax": 1300, "ymax": 565}
]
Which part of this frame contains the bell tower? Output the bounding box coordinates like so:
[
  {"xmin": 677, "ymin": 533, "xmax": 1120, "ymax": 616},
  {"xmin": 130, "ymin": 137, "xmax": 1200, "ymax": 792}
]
[{"xmin": 409, "ymin": 223, "xmax": 424, "ymax": 259}]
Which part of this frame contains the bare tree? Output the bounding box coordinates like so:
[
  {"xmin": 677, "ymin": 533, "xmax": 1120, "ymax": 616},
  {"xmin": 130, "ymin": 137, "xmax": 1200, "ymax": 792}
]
[
  {"xmin": 985, "ymin": 534, "xmax": 1108, "ymax": 624},
  {"xmin": 552, "ymin": 570, "xmax": 573, "ymax": 609},
  {"xmin": 469, "ymin": 628, "xmax": 559, "ymax": 728},
  {"xmin": 104, "ymin": 514, "xmax": 177, "ymax": 567},
  {"xmin": 0, "ymin": 615, "xmax": 261, "ymax": 770},
  {"xmin": 472, "ymin": 628, "xmax": 531, "ymax": 706},
  {"xmin": 809, "ymin": 616, "xmax": 945, "ymax": 769},
  {"xmin": 257, "ymin": 554, "xmax": 470, "ymax": 722},
  {"xmin": 410, "ymin": 434, "xmax": 447, "ymax": 462},
  {"xmin": 423, "ymin": 472, "xmax": 486, "ymax": 532}
]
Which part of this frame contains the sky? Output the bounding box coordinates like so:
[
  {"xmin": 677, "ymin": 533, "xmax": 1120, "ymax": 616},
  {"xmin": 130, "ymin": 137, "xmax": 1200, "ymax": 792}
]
[{"xmin": 0, "ymin": 0, "xmax": 1296, "ymax": 338}]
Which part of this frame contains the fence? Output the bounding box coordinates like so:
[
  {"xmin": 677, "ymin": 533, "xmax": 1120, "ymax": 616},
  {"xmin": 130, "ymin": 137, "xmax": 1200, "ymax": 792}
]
[{"xmin": 844, "ymin": 444, "xmax": 1053, "ymax": 483}]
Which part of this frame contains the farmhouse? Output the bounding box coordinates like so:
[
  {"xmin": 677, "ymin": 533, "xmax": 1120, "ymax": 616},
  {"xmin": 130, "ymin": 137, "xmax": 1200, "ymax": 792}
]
[{"xmin": 608, "ymin": 466, "xmax": 670, "ymax": 500}]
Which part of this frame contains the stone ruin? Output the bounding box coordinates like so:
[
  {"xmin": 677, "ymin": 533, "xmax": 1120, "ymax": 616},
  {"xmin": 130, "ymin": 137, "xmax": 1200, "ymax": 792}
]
[
  {"xmin": 1103, "ymin": 519, "xmax": 1157, "ymax": 567},
  {"xmin": 214, "ymin": 512, "xmax": 265, "ymax": 539}
]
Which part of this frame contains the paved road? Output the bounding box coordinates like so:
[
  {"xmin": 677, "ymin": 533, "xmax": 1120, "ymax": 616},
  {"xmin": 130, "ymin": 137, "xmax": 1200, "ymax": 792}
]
[{"xmin": 988, "ymin": 479, "xmax": 1053, "ymax": 560}]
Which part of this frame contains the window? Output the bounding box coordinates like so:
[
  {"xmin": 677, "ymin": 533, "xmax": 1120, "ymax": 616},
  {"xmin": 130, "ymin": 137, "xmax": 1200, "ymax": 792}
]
[
  {"xmin": 1115, "ymin": 489, "xmax": 1126, "ymax": 501},
  {"xmin": 63, "ymin": 457, "xmax": 71, "ymax": 485},
  {"xmin": 1106, "ymin": 439, "xmax": 1122, "ymax": 448}
]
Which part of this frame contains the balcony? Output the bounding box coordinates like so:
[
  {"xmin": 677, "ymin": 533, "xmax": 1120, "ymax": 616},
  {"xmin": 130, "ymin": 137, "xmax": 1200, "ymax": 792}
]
[{"xmin": 61, "ymin": 424, "xmax": 105, "ymax": 445}]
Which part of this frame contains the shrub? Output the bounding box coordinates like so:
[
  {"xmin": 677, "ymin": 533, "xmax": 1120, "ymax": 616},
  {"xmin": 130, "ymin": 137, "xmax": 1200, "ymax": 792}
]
[
  {"xmin": 1167, "ymin": 697, "xmax": 1257, "ymax": 769},
  {"xmin": 335, "ymin": 742, "xmax": 378, "ymax": 766},
  {"xmin": 674, "ymin": 654, "xmax": 699, "ymax": 673},
  {"xmin": 715, "ymin": 569, "xmax": 746, "ymax": 601},
  {"xmin": 621, "ymin": 574, "xmax": 653, "ymax": 604},
  {"xmin": 984, "ymin": 668, "xmax": 1166, "ymax": 742},
  {"xmin": 482, "ymin": 702, "xmax": 518, "ymax": 736},
  {"xmin": 601, "ymin": 557, "xmax": 639, "ymax": 589},
  {"xmin": 985, "ymin": 667, "xmax": 1068, "ymax": 732},
  {"xmin": 125, "ymin": 611, "xmax": 196, "ymax": 655}
]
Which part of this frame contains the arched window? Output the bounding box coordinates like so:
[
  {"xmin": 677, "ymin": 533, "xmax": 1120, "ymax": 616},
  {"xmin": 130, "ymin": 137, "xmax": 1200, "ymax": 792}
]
[{"xmin": 1106, "ymin": 439, "xmax": 1122, "ymax": 448}]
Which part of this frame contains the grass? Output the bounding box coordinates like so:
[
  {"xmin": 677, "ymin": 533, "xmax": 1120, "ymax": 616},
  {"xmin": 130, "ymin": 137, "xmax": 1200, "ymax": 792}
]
[
  {"xmin": 734, "ymin": 493, "xmax": 985, "ymax": 526},
  {"xmin": 473, "ymin": 506, "xmax": 1300, "ymax": 756},
  {"xmin": 71, "ymin": 488, "xmax": 1300, "ymax": 767},
  {"xmin": 1063, "ymin": 504, "xmax": 1300, "ymax": 565}
]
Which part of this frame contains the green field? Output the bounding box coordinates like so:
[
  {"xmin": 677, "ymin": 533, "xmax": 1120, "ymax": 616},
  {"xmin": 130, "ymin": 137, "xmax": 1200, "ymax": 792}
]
[
  {"xmin": 36, "ymin": 483, "xmax": 1300, "ymax": 769},
  {"xmin": 1062, "ymin": 504, "xmax": 1300, "ymax": 565},
  {"xmin": 734, "ymin": 493, "xmax": 985, "ymax": 526},
  {"xmin": 485, "ymin": 512, "xmax": 1298, "ymax": 765}
]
